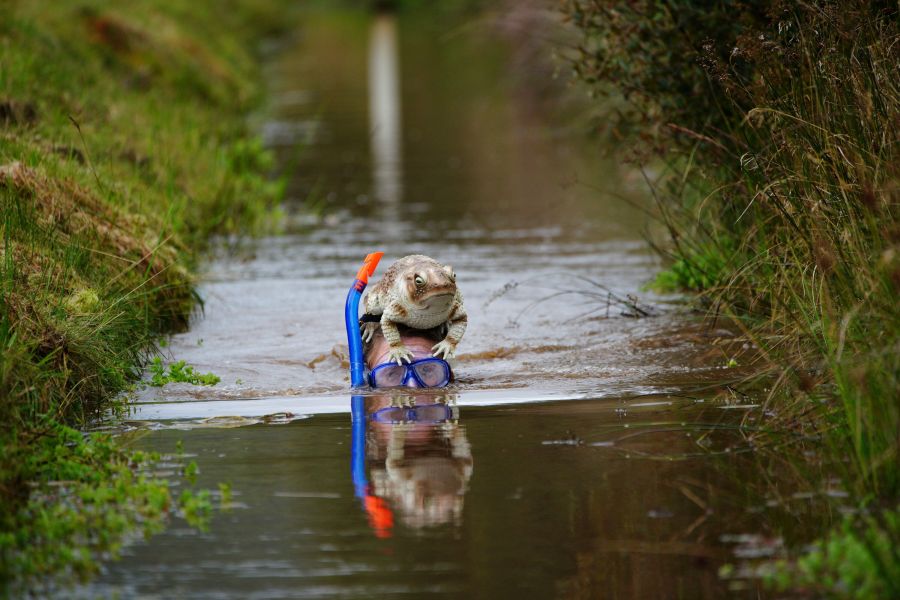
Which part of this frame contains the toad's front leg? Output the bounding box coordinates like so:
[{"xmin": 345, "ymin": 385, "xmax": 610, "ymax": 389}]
[
  {"xmin": 432, "ymin": 304, "xmax": 467, "ymax": 360},
  {"xmin": 361, "ymin": 290, "xmax": 385, "ymax": 344},
  {"xmin": 381, "ymin": 314, "xmax": 414, "ymax": 365},
  {"xmin": 360, "ymin": 321, "xmax": 379, "ymax": 343}
]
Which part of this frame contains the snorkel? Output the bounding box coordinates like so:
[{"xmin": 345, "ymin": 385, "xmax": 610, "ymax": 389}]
[
  {"xmin": 347, "ymin": 253, "xmax": 392, "ymax": 534},
  {"xmin": 345, "ymin": 251, "xmax": 384, "ymax": 387}
]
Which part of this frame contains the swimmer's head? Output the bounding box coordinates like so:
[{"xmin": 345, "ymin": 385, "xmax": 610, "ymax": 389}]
[{"xmin": 364, "ymin": 327, "xmax": 451, "ymax": 388}]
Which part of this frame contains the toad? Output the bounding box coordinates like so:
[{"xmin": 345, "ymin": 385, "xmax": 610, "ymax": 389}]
[{"xmin": 361, "ymin": 255, "xmax": 467, "ymax": 365}]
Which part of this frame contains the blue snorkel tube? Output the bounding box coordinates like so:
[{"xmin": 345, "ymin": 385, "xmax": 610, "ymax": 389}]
[
  {"xmin": 345, "ymin": 251, "xmax": 384, "ymax": 388},
  {"xmin": 346, "ymin": 253, "xmax": 384, "ymax": 510}
]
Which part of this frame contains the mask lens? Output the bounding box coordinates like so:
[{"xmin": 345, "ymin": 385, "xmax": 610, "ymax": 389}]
[
  {"xmin": 371, "ymin": 364, "xmax": 406, "ymax": 387},
  {"xmin": 412, "ymin": 360, "xmax": 450, "ymax": 387},
  {"xmin": 372, "ymin": 406, "xmax": 408, "ymax": 423},
  {"xmin": 411, "ymin": 403, "xmax": 453, "ymax": 422}
]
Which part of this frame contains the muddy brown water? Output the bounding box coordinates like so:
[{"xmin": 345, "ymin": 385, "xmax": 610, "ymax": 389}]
[{"xmin": 81, "ymin": 8, "xmax": 824, "ymax": 599}]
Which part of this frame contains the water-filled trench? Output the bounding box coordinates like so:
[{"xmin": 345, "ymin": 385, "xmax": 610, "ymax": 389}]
[{"xmin": 83, "ymin": 8, "xmax": 823, "ymax": 599}]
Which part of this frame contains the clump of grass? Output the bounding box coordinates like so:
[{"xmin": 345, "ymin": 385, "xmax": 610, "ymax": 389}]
[{"xmin": 148, "ymin": 356, "xmax": 220, "ymax": 387}]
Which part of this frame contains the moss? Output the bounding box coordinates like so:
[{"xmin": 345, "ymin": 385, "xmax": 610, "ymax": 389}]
[{"xmin": 63, "ymin": 289, "xmax": 100, "ymax": 315}]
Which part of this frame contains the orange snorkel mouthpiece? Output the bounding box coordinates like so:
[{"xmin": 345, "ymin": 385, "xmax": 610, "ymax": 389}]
[{"xmin": 356, "ymin": 252, "xmax": 384, "ymax": 285}]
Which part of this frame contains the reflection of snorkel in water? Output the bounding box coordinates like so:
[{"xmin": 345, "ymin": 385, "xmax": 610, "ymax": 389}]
[{"xmin": 346, "ymin": 253, "xmax": 473, "ymax": 537}]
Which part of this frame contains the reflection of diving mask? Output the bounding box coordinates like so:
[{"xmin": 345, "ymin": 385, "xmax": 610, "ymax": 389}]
[
  {"xmin": 371, "ymin": 402, "xmax": 455, "ymax": 423},
  {"xmin": 368, "ymin": 358, "xmax": 451, "ymax": 388}
]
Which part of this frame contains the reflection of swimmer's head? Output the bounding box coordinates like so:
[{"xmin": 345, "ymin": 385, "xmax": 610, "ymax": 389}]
[{"xmin": 369, "ymin": 422, "xmax": 473, "ymax": 529}]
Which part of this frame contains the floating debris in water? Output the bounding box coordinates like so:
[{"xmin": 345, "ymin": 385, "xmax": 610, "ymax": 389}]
[
  {"xmin": 720, "ymin": 533, "xmax": 784, "ymax": 559},
  {"xmin": 160, "ymin": 413, "xmax": 309, "ymax": 430},
  {"xmin": 260, "ymin": 412, "xmax": 301, "ymax": 425},
  {"xmin": 305, "ymin": 354, "xmax": 328, "ymax": 369},
  {"xmin": 542, "ymin": 430, "xmax": 583, "ymax": 446}
]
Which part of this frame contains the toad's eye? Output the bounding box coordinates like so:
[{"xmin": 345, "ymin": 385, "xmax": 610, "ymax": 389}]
[{"xmin": 414, "ymin": 275, "xmax": 426, "ymax": 287}]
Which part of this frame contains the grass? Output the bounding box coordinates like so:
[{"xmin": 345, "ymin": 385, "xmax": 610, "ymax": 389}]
[
  {"xmin": 566, "ymin": 0, "xmax": 899, "ymax": 596},
  {"xmin": 0, "ymin": 0, "xmax": 294, "ymax": 592}
]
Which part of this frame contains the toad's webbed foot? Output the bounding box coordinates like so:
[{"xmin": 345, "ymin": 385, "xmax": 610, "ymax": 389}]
[
  {"xmin": 387, "ymin": 345, "xmax": 415, "ymax": 365},
  {"xmin": 360, "ymin": 321, "xmax": 378, "ymax": 343},
  {"xmin": 431, "ymin": 339, "xmax": 457, "ymax": 360}
]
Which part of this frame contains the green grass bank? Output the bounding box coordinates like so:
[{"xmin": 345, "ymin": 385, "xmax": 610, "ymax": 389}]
[
  {"xmin": 565, "ymin": 0, "xmax": 899, "ymax": 596},
  {"xmin": 0, "ymin": 0, "xmax": 291, "ymax": 592}
]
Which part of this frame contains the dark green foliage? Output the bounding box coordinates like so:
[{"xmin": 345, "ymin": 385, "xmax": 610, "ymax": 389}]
[{"xmin": 568, "ymin": 0, "xmax": 768, "ymax": 156}]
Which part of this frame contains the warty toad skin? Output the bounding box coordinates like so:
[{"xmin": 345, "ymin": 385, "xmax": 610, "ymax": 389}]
[{"xmin": 362, "ymin": 255, "xmax": 467, "ymax": 365}]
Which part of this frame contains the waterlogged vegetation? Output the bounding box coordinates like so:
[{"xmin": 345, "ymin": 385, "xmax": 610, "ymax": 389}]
[
  {"xmin": 0, "ymin": 0, "xmax": 293, "ymax": 592},
  {"xmin": 766, "ymin": 509, "xmax": 900, "ymax": 598},
  {"xmin": 148, "ymin": 356, "xmax": 220, "ymax": 387},
  {"xmin": 567, "ymin": 0, "xmax": 899, "ymax": 595},
  {"xmin": 0, "ymin": 423, "xmax": 213, "ymax": 595}
]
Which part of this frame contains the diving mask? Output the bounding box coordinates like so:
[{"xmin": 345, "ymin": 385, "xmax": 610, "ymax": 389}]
[{"xmin": 369, "ymin": 357, "xmax": 452, "ymax": 388}]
